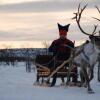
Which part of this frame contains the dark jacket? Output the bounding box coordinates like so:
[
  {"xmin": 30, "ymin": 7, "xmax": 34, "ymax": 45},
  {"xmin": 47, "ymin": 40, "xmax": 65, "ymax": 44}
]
[{"xmin": 49, "ymin": 38, "xmax": 74, "ymax": 61}]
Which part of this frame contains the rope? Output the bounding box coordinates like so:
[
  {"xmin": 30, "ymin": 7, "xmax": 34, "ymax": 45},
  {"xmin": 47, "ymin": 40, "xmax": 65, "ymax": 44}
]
[
  {"xmin": 63, "ymin": 44, "xmax": 74, "ymax": 50},
  {"xmin": 46, "ymin": 57, "xmax": 72, "ymax": 82}
]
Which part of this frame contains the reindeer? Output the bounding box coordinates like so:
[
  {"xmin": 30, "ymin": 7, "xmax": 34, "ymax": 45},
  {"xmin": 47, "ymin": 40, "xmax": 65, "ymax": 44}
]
[
  {"xmin": 71, "ymin": 4, "xmax": 100, "ymax": 93},
  {"xmin": 92, "ymin": 6, "xmax": 100, "ymax": 82}
]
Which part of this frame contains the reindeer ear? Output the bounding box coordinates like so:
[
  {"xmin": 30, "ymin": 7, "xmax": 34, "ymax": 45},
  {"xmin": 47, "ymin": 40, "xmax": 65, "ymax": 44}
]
[
  {"xmin": 89, "ymin": 35, "xmax": 94, "ymax": 40},
  {"xmin": 85, "ymin": 40, "xmax": 89, "ymax": 44}
]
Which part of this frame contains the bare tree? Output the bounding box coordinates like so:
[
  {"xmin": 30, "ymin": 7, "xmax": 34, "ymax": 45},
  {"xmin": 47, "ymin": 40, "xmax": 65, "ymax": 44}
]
[{"xmin": 42, "ymin": 41, "xmax": 50, "ymax": 54}]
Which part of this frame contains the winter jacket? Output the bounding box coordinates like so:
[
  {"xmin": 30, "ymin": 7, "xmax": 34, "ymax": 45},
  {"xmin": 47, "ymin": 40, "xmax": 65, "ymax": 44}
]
[{"xmin": 49, "ymin": 38, "xmax": 74, "ymax": 61}]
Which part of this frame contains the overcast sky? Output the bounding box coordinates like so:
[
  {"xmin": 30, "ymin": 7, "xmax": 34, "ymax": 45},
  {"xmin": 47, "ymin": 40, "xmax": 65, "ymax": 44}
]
[{"xmin": 0, "ymin": 0, "xmax": 100, "ymax": 48}]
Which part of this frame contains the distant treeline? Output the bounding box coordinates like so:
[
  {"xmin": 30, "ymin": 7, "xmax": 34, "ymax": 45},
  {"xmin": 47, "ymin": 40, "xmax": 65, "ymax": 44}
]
[
  {"xmin": 0, "ymin": 48, "xmax": 48, "ymax": 61},
  {"xmin": 0, "ymin": 48, "xmax": 48, "ymax": 72}
]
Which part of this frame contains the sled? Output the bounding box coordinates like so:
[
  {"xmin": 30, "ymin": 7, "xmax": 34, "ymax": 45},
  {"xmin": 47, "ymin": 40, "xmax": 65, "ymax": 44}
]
[{"xmin": 34, "ymin": 54, "xmax": 77, "ymax": 86}]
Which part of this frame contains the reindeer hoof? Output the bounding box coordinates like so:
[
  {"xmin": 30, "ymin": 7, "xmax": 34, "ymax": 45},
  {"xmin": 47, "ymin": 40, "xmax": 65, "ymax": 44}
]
[{"xmin": 88, "ymin": 90, "xmax": 95, "ymax": 94}]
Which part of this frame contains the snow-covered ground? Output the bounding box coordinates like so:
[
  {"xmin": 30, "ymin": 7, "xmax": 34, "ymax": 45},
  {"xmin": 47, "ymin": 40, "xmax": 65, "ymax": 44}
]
[{"xmin": 0, "ymin": 63, "xmax": 100, "ymax": 100}]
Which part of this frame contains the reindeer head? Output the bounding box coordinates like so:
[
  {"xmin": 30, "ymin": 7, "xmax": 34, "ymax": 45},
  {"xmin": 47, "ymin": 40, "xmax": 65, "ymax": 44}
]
[{"xmin": 73, "ymin": 4, "xmax": 100, "ymax": 50}]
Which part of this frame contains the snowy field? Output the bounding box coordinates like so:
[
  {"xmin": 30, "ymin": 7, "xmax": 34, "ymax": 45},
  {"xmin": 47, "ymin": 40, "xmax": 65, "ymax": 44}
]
[{"xmin": 0, "ymin": 63, "xmax": 100, "ymax": 100}]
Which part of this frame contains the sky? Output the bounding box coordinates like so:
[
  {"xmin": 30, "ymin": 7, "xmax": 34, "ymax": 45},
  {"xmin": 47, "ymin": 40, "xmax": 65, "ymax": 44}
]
[{"xmin": 0, "ymin": 0, "xmax": 100, "ymax": 48}]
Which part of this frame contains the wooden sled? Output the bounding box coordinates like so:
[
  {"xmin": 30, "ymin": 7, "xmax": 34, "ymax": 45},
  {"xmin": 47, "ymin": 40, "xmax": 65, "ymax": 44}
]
[{"xmin": 34, "ymin": 54, "xmax": 77, "ymax": 86}]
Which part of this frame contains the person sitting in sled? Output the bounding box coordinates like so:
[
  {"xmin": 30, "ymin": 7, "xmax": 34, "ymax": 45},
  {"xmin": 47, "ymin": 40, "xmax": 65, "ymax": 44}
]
[{"xmin": 49, "ymin": 23, "xmax": 78, "ymax": 87}]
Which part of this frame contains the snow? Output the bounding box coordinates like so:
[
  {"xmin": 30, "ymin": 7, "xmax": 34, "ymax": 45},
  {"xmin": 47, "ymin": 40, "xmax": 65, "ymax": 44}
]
[{"xmin": 0, "ymin": 63, "xmax": 100, "ymax": 100}]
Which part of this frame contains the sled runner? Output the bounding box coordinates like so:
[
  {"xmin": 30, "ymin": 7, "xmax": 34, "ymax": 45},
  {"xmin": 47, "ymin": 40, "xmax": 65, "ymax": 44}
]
[{"xmin": 34, "ymin": 54, "xmax": 78, "ymax": 86}]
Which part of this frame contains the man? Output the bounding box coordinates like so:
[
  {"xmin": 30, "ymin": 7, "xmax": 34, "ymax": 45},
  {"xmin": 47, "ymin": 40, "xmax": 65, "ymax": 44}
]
[{"xmin": 49, "ymin": 23, "xmax": 77, "ymax": 87}]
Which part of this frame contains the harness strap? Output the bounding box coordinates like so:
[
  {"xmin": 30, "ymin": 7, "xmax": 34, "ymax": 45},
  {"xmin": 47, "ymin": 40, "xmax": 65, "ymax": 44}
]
[
  {"xmin": 82, "ymin": 49, "xmax": 89, "ymax": 61},
  {"xmin": 82, "ymin": 41, "xmax": 95, "ymax": 62},
  {"xmin": 63, "ymin": 44, "xmax": 74, "ymax": 50}
]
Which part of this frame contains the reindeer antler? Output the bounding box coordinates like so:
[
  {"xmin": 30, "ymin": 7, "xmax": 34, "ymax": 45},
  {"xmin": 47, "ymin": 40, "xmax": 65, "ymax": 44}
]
[
  {"xmin": 92, "ymin": 24, "xmax": 98, "ymax": 35},
  {"xmin": 95, "ymin": 5, "xmax": 100, "ymax": 13},
  {"xmin": 73, "ymin": 4, "xmax": 98, "ymax": 36},
  {"xmin": 92, "ymin": 6, "xmax": 100, "ymax": 22}
]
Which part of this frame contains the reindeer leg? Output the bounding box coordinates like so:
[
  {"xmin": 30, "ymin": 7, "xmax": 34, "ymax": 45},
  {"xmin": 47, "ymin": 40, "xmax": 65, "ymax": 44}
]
[
  {"xmin": 83, "ymin": 67, "xmax": 94, "ymax": 93},
  {"xmin": 80, "ymin": 69, "xmax": 86, "ymax": 87},
  {"xmin": 89, "ymin": 66, "xmax": 94, "ymax": 82}
]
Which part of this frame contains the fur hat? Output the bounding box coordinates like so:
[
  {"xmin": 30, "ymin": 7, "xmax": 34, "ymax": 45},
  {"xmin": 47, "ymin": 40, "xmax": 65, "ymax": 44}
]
[
  {"xmin": 57, "ymin": 23, "xmax": 70, "ymax": 36},
  {"xmin": 58, "ymin": 23, "xmax": 70, "ymax": 32}
]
